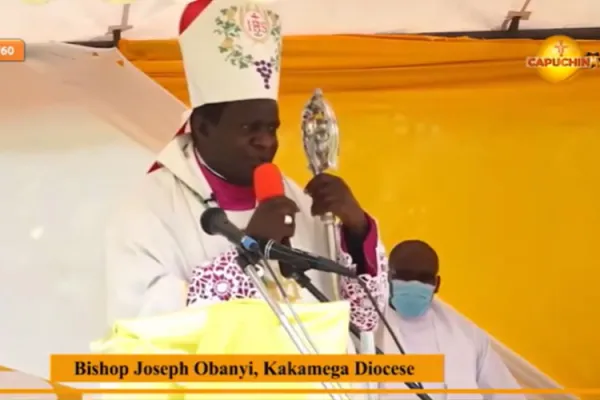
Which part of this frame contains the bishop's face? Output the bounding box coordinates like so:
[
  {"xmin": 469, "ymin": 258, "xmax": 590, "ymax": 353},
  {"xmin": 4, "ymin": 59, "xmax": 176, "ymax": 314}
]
[{"xmin": 199, "ymin": 99, "xmax": 280, "ymax": 187}]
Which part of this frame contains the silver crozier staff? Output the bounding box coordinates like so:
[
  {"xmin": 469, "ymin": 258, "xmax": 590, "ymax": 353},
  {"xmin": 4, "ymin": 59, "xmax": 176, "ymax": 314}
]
[
  {"xmin": 301, "ymin": 89, "xmax": 377, "ymax": 400},
  {"xmin": 301, "ymin": 88, "xmax": 341, "ymax": 289}
]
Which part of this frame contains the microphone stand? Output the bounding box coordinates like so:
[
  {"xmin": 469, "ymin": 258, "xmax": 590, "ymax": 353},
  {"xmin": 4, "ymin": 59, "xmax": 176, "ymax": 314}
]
[
  {"xmin": 281, "ymin": 263, "xmax": 372, "ymax": 347},
  {"xmin": 197, "ymin": 204, "xmax": 430, "ymax": 400},
  {"xmin": 236, "ymin": 251, "xmax": 346, "ymax": 400},
  {"xmin": 280, "ymin": 263, "xmax": 433, "ymax": 400}
]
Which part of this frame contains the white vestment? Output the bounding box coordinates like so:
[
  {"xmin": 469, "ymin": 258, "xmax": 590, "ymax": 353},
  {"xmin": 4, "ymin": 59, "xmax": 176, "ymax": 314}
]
[
  {"xmin": 105, "ymin": 134, "xmax": 388, "ymax": 332},
  {"xmin": 375, "ymin": 299, "xmax": 526, "ymax": 400}
]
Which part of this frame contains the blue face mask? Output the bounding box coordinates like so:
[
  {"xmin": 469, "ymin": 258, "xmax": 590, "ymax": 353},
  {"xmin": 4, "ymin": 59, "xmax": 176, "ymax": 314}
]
[{"xmin": 390, "ymin": 280, "xmax": 435, "ymax": 318}]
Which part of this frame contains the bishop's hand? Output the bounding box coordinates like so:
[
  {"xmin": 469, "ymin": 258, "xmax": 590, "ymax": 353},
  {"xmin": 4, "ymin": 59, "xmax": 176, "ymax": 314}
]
[
  {"xmin": 304, "ymin": 173, "xmax": 368, "ymax": 237},
  {"xmin": 245, "ymin": 196, "xmax": 299, "ymax": 243}
]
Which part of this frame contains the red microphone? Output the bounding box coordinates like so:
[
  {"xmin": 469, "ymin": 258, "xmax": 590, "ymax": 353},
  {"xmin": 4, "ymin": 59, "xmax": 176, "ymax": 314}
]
[
  {"xmin": 253, "ymin": 163, "xmax": 285, "ymax": 202},
  {"xmin": 253, "ymin": 163, "xmax": 292, "ymax": 246}
]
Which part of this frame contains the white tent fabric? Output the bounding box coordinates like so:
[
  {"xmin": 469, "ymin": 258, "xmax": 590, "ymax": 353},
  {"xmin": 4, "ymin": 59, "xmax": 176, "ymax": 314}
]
[
  {"xmin": 5, "ymin": 44, "xmax": 184, "ymax": 151},
  {"xmin": 2, "ymin": 0, "xmax": 599, "ymax": 43},
  {"xmin": 0, "ymin": 44, "xmax": 182, "ymax": 378}
]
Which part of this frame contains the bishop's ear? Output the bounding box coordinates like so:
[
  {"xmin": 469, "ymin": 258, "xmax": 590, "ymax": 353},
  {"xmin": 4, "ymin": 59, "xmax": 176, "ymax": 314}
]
[
  {"xmin": 190, "ymin": 103, "xmax": 226, "ymax": 137},
  {"xmin": 190, "ymin": 109, "xmax": 210, "ymax": 137},
  {"xmin": 434, "ymin": 276, "xmax": 441, "ymax": 293}
]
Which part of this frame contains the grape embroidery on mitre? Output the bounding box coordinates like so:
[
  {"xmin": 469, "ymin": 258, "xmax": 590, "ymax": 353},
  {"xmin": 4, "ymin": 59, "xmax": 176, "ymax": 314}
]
[{"xmin": 214, "ymin": 5, "xmax": 282, "ymax": 89}]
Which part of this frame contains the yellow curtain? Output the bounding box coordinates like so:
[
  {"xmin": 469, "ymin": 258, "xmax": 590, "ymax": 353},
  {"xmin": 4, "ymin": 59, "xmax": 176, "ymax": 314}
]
[{"xmin": 120, "ymin": 35, "xmax": 600, "ymax": 391}]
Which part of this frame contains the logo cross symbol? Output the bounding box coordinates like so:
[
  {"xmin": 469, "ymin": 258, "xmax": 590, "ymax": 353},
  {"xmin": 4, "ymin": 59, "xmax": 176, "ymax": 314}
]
[{"xmin": 554, "ymin": 40, "xmax": 568, "ymax": 57}]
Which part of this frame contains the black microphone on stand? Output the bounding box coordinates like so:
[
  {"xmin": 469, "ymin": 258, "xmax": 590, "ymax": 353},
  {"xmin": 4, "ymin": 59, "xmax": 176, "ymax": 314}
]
[
  {"xmin": 200, "ymin": 207, "xmax": 263, "ymax": 266},
  {"xmin": 256, "ymin": 238, "xmax": 355, "ymax": 277},
  {"xmin": 201, "ymin": 207, "xmax": 356, "ymax": 277}
]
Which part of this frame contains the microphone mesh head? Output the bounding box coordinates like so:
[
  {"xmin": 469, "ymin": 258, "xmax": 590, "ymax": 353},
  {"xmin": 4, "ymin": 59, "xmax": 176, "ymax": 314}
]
[
  {"xmin": 253, "ymin": 163, "xmax": 284, "ymax": 202},
  {"xmin": 200, "ymin": 207, "xmax": 227, "ymax": 235}
]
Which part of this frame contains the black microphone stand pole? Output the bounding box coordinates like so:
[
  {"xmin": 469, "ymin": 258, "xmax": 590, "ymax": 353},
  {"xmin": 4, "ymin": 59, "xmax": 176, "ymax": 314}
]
[
  {"xmin": 280, "ymin": 263, "xmax": 432, "ymax": 400},
  {"xmin": 282, "ymin": 264, "xmax": 381, "ymax": 351}
]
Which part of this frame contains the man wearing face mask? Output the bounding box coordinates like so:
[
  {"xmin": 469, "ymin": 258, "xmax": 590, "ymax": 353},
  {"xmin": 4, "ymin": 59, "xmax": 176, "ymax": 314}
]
[{"xmin": 376, "ymin": 240, "xmax": 526, "ymax": 400}]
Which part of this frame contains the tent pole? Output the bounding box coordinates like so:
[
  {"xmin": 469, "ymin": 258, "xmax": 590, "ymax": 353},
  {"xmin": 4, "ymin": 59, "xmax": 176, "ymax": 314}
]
[
  {"xmin": 417, "ymin": 27, "xmax": 600, "ymax": 39},
  {"xmin": 377, "ymin": 27, "xmax": 600, "ymax": 40},
  {"xmin": 112, "ymin": 29, "xmax": 121, "ymax": 47},
  {"xmin": 500, "ymin": 0, "xmax": 532, "ymax": 32},
  {"xmin": 107, "ymin": 3, "xmax": 132, "ymax": 48},
  {"xmin": 66, "ymin": 3, "xmax": 131, "ymax": 48}
]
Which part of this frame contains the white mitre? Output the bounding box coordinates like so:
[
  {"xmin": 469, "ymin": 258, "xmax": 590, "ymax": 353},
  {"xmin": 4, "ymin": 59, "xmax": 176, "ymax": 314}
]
[{"xmin": 179, "ymin": 0, "xmax": 283, "ymax": 108}]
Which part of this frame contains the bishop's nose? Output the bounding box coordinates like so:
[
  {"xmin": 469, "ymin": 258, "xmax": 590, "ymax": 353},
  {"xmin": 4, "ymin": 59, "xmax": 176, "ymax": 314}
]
[{"xmin": 251, "ymin": 130, "xmax": 277, "ymax": 150}]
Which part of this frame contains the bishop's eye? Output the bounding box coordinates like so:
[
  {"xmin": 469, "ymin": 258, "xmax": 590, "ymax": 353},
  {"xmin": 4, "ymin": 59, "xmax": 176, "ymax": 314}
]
[
  {"xmin": 241, "ymin": 122, "xmax": 279, "ymax": 134},
  {"xmin": 266, "ymin": 122, "xmax": 280, "ymax": 134},
  {"xmin": 241, "ymin": 122, "xmax": 260, "ymax": 133}
]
